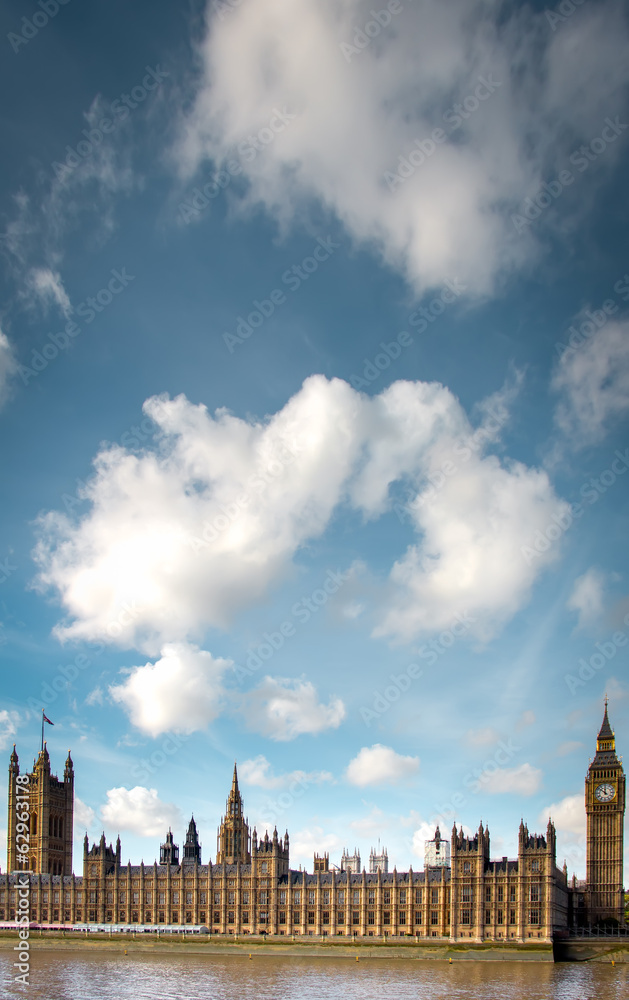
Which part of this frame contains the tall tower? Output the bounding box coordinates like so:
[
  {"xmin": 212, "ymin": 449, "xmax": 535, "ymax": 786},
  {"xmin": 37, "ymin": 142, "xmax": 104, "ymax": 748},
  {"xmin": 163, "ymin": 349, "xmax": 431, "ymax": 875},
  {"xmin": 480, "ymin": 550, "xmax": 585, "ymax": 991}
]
[
  {"xmin": 216, "ymin": 764, "xmax": 251, "ymax": 864},
  {"xmin": 585, "ymin": 700, "xmax": 626, "ymax": 926},
  {"xmin": 182, "ymin": 815, "xmax": 202, "ymax": 865},
  {"xmin": 7, "ymin": 744, "xmax": 74, "ymax": 875}
]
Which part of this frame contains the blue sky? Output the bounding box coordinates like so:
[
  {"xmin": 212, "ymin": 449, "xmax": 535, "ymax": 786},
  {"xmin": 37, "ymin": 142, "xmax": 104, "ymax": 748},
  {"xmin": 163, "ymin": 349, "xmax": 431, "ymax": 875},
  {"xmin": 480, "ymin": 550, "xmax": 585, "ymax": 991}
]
[{"xmin": 0, "ymin": 0, "xmax": 628, "ymax": 882}]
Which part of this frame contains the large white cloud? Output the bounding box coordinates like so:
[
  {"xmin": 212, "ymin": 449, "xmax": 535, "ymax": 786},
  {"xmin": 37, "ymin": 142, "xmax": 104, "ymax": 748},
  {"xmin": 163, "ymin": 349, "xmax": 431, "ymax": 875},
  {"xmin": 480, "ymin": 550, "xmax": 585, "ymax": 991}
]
[
  {"xmin": 346, "ymin": 744, "xmax": 419, "ymax": 787},
  {"xmin": 100, "ymin": 786, "xmax": 181, "ymax": 837},
  {"xmin": 240, "ymin": 676, "xmax": 346, "ymax": 741},
  {"xmin": 109, "ymin": 642, "xmax": 231, "ymax": 737},
  {"xmin": 539, "ymin": 793, "xmax": 585, "ymax": 840},
  {"xmin": 32, "ymin": 375, "xmax": 566, "ymax": 649},
  {"xmin": 175, "ymin": 0, "xmax": 629, "ymax": 295}
]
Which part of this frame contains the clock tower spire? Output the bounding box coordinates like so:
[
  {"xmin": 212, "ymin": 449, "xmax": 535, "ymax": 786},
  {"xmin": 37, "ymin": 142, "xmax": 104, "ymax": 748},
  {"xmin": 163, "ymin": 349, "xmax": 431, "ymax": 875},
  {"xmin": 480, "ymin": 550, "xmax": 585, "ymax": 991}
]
[{"xmin": 585, "ymin": 699, "xmax": 626, "ymax": 926}]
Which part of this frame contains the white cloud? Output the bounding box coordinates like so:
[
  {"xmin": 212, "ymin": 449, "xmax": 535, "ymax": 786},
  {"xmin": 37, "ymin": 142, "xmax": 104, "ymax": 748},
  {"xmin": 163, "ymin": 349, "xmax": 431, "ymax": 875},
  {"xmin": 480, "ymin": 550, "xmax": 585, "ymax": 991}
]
[
  {"xmin": 346, "ymin": 744, "xmax": 419, "ymax": 787},
  {"xmin": 109, "ymin": 642, "xmax": 231, "ymax": 737},
  {"xmin": 290, "ymin": 826, "xmax": 344, "ymax": 870},
  {"xmin": 175, "ymin": 0, "xmax": 629, "ymax": 296},
  {"xmin": 553, "ymin": 321, "xmax": 629, "ymax": 446},
  {"xmin": 73, "ymin": 796, "xmax": 96, "ymax": 833},
  {"xmin": 25, "ymin": 267, "xmax": 72, "ymax": 317},
  {"xmin": 0, "ymin": 331, "xmax": 16, "ymax": 408},
  {"xmin": 0, "ymin": 709, "xmax": 20, "ymax": 751},
  {"xmin": 566, "ymin": 567, "xmax": 607, "ymax": 629},
  {"xmin": 483, "ymin": 762, "xmax": 542, "ymax": 796},
  {"xmin": 539, "ymin": 794, "xmax": 585, "ymax": 840},
  {"xmin": 241, "ymin": 676, "xmax": 345, "ymax": 741},
  {"xmin": 556, "ymin": 741, "xmax": 583, "ymax": 757},
  {"xmin": 239, "ymin": 754, "xmax": 333, "ymax": 789},
  {"xmin": 33, "ymin": 376, "xmax": 566, "ymax": 649},
  {"xmin": 100, "ymin": 786, "xmax": 181, "ymax": 837}
]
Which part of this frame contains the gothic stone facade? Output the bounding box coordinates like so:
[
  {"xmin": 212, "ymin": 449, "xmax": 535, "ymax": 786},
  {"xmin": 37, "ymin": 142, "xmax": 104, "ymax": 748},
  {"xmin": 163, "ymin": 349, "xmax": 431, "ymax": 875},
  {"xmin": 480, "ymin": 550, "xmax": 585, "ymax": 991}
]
[{"xmin": 1, "ymin": 707, "xmax": 624, "ymax": 938}]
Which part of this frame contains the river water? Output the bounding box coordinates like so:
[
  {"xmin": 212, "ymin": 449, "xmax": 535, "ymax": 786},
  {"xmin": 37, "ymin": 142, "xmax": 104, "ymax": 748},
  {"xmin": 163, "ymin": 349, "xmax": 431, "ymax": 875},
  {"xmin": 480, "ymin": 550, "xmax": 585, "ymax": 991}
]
[{"xmin": 2, "ymin": 951, "xmax": 629, "ymax": 999}]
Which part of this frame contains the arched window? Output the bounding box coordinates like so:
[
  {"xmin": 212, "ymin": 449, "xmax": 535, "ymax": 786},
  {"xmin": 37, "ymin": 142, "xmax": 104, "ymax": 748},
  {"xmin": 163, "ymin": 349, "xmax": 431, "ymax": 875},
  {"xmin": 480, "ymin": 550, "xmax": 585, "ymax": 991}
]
[
  {"xmin": 59, "ymin": 817, "xmax": 63, "ymax": 839},
  {"xmin": 31, "ymin": 813, "xmax": 37, "ymax": 836}
]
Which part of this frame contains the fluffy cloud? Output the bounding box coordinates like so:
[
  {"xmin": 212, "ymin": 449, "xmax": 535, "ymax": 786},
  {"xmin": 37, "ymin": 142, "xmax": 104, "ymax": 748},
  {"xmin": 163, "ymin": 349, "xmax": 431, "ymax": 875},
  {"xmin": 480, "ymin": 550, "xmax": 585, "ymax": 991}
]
[
  {"xmin": 482, "ymin": 762, "xmax": 542, "ymax": 796},
  {"xmin": 239, "ymin": 754, "xmax": 332, "ymax": 788},
  {"xmin": 539, "ymin": 793, "xmax": 585, "ymax": 840},
  {"xmin": 0, "ymin": 331, "xmax": 16, "ymax": 408},
  {"xmin": 240, "ymin": 676, "xmax": 345, "ymax": 741},
  {"xmin": 33, "ymin": 375, "xmax": 566, "ymax": 649},
  {"xmin": 553, "ymin": 321, "xmax": 629, "ymax": 446},
  {"xmin": 346, "ymin": 744, "xmax": 419, "ymax": 787},
  {"xmin": 175, "ymin": 0, "xmax": 629, "ymax": 296},
  {"xmin": 290, "ymin": 827, "xmax": 344, "ymax": 871},
  {"xmin": 73, "ymin": 796, "xmax": 96, "ymax": 834},
  {"xmin": 566, "ymin": 567, "xmax": 607, "ymax": 629},
  {"xmin": 109, "ymin": 642, "xmax": 231, "ymax": 737},
  {"xmin": 100, "ymin": 786, "xmax": 181, "ymax": 837}
]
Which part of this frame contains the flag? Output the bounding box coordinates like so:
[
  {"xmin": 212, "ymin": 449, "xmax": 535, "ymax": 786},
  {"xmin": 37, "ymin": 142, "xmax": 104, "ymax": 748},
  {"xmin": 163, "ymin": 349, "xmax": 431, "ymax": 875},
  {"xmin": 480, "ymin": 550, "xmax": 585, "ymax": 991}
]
[{"xmin": 43, "ymin": 713, "xmax": 54, "ymax": 726}]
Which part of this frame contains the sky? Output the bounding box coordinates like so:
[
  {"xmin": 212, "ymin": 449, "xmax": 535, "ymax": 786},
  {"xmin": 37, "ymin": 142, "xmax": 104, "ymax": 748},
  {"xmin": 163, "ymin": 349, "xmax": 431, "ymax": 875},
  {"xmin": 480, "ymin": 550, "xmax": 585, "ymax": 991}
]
[{"xmin": 0, "ymin": 0, "xmax": 628, "ymax": 884}]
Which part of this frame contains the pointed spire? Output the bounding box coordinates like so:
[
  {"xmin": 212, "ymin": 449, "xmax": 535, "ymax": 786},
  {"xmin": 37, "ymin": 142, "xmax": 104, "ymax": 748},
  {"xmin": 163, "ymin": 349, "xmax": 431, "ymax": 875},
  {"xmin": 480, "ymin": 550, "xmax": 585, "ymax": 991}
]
[
  {"xmin": 232, "ymin": 762, "xmax": 239, "ymax": 792},
  {"xmin": 598, "ymin": 699, "xmax": 614, "ymax": 741}
]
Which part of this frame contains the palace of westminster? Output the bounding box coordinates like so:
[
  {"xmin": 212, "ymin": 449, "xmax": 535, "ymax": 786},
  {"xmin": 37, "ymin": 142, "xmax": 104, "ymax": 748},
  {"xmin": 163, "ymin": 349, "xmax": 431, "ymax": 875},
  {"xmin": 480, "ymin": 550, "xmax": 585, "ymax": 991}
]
[{"xmin": 1, "ymin": 704, "xmax": 625, "ymax": 940}]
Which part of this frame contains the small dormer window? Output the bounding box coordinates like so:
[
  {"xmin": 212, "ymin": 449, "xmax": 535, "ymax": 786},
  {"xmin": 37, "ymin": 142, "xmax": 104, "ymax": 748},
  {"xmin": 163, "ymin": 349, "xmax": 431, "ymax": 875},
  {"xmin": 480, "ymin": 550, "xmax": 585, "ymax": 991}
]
[{"xmin": 261, "ymin": 861, "xmax": 267, "ymax": 873}]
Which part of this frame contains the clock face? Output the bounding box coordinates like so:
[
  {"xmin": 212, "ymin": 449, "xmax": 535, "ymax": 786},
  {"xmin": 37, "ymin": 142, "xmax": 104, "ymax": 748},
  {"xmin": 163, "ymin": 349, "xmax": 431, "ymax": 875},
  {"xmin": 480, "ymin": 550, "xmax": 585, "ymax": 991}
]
[{"xmin": 595, "ymin": 782, "xmax": 615, "ymax": 803}]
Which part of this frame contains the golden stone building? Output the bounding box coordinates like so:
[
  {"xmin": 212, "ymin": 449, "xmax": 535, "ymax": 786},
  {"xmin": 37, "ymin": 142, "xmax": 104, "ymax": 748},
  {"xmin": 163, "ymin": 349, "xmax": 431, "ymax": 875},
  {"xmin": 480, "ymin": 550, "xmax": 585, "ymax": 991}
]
[{"xmin": 1, "ymin": 706, "xmax": 625, "ymax": 938}]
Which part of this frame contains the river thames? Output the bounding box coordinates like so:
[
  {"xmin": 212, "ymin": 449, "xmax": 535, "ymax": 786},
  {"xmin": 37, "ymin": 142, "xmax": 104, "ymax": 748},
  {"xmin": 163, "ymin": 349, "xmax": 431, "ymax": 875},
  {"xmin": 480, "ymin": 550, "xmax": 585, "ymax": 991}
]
[{"xmin": 2, "ymin": 951, "xmax": 628, "ymax": 999}]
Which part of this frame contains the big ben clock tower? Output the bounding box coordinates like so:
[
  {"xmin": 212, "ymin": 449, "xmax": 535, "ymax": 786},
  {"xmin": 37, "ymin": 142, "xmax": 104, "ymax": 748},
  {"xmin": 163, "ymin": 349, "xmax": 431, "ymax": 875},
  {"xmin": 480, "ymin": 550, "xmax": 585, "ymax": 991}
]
[{"xmin": 585, "ymin": 700, "xmax": 626, "ymax": 926}]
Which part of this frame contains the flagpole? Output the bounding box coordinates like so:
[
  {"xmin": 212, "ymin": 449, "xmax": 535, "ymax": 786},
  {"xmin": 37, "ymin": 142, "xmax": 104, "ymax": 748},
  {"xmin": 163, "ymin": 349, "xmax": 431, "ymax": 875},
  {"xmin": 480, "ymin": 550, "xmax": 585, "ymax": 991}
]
[{"xmin": 41, "ymin": 709, "xmax": 44, "ymax": 753}]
